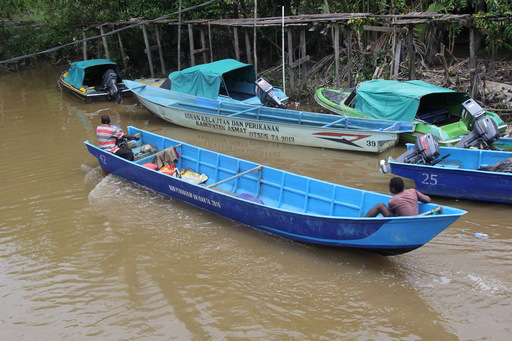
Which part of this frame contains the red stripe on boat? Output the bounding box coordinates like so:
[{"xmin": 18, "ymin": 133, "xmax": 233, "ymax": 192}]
[{"xmin": 312, "ymin": 132, "xmax": 371, "ymax": 142}]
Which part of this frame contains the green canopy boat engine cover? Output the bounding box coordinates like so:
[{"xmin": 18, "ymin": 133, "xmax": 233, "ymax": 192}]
[{"xmin": 455, "ymin": 99, "xmax": 501, "ymax": 149}]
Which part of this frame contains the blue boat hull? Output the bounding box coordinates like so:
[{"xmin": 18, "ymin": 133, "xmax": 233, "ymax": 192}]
[
  {"xmin": 86, "ymin": 127, "xmax": 465, "ymax": 255},
  {"xmin": 387, "ymin": 146, "xmax": 512, "ymax": 203}
]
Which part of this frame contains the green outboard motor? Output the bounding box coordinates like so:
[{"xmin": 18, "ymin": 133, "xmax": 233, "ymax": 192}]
[
  {"xmin": 455, "ymin": 99, "xmax": 500, "ymax": 148},
  {"xmin": 102, "ymin": 69, "xmax": 121, "ymax": 103}
]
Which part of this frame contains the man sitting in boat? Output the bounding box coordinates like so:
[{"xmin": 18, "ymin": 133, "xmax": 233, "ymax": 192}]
[
  {"xmin": 365, "ymin": 177, "xmax": 431, "ymax": 217},
  {"xmin": 96, "ymin": 114, "xmax": 139, "ymax": 161}
]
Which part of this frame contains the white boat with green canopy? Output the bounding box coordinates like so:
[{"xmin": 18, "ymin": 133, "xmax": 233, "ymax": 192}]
[
  {"xmin": 315, "ymin": 79, "xmax": 506, "ymax": 146},
  {"xmin": 124, "ymin": 79, "xmax": 416, "ymax": 153},
  {"xmin": 161, "ymin": 59, "xmax": 289, "ymax": 107}
]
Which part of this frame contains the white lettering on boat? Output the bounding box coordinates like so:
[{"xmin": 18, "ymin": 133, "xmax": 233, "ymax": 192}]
[
  {"xmin": 183, "ymin": 113, "xmax": 298, "ymax": 144},
  {"xmin": 168, "ymin": 185, "xmax": 222, "ymax": 208}
]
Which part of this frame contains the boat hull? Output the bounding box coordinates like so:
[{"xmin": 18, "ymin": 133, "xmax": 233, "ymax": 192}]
[
  {"xmin": 387, "ymin": 147, "xmax": 512, "ymax": 203},
  {"xmin": 85, "ymin": 127, "xmax": 466, "ymax": 255},
  {"xmin": 138, "ymin": 95, "xmax": 399, "ymax": 153}
]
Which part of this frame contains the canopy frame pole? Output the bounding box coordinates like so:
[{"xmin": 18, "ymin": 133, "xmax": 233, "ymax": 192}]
[{"xmin": 206, "ymin": 166, "xmax": 262, "ymax": 189}]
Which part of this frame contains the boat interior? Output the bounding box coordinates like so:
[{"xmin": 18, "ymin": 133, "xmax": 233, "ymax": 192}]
[
  {"xmin": 81, "ymin": 65, "xmax": 122, "ymax": 88},
  {"xmin": 127, "ymin": 127, "xmax": 443, "ymax": 218},
  {"xmin": 219, "ymin": 79, "xmax": 256, "ymax": 101}
]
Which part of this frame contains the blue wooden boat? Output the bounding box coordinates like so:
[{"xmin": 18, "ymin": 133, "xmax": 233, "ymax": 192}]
[
  {"xmin": 85, "ymin": 127, "xmax": 466, "ymax": 255},
  {"xmin": 380, "ymin": 144, "xmax": 512, "ymax": 203},
  {"xmin": 125, "ymin": 80, "xmax": 416, "ymax": 153},
  {"xmin": 58, "ymin": 59, "xmax": 132, "ymax": 102}
]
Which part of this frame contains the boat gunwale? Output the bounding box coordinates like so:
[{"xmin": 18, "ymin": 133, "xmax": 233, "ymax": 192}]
[{"xmin": 84, "ymin": 127, "xmax": 467, "ymax": 221}]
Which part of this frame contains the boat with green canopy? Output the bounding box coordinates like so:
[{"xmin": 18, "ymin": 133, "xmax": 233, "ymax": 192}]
[
  {"xmin": 315, "ymin": 79, "xmax": 506, "ymax": 146},
  {"xmin": 143, "ymin": 59, "xmax": 288, "ymax": 107},
  {"xmin": 58, "ymin": 59, "xmax": 132, "ymax": 102}
]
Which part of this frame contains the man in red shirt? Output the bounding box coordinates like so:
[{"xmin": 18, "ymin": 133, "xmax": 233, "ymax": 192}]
[
  {"xmin": 365, "ymin": 177, "xmax": 431, "ymax": 217},
  {"xmin": 96, "ymin": 115, "xmax": 139, "ymax": 161}
]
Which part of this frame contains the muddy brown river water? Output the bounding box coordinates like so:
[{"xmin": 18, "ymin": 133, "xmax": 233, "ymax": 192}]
[{"xmin": 0, "ymin": 66, "xmax": 511, "ymax": 340}]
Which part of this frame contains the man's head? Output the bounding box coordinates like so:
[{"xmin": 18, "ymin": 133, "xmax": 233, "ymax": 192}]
[
  {"xmin": 389, "ymin": 177, "xmax": 404, "ymax": 194},
  {"xmin": 101, "ymin": 115, "xmax": 111, "ymax": 124}
]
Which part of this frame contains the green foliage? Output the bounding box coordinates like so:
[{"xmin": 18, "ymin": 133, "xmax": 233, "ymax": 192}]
[
  {"xmin": 1, "ymin": 0, "xmax": 511, "ymax": 77},
  {"xmin": 474, "ymin": 11, "xmax": 512, "ymax": 51}
]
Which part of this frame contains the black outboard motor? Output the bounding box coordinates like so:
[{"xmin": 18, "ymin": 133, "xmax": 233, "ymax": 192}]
[
  {"xmin": 102, "ymin": 69, "xmax": 122, "ymax": 103},
  {"xmin": 380, "ymin": 134, "xmax": 441, "ymax": 173},
  {"xmin": 255, "ymin": 77, "xmax": 286, "ymax": 108},
  {"xmin": 455, "ymin": 98, "xmax": 500, "ymax": 149}
]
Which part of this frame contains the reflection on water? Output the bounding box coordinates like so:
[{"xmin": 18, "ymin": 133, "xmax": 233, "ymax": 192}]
[{"xmin": 0, "ymin": 67, "xmax": 511, "ymax": 340}]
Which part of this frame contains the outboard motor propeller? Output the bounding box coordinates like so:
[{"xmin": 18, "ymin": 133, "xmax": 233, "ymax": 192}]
[
  {"xmin": 102, "ymin": 69, "xmax": 122, "ymax": 103},
  {"xmin": 455, "ymin": 99, "xmax": 500, "ymax": 149},
  {"xmin": 255, "ymin": 77, "xmax": 286, "ymax": 108},
  {"xmin": 380, "ymin": 134, "xmax": 440, "ymax": 173}
]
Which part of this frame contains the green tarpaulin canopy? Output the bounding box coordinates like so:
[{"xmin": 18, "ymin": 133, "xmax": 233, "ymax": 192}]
[
  {"xmin": 169, "ymin": 59, "xmax": 256, "ymax": 99},
  {"xmin": 63, "ymin": 59, "xmax": 118, "ymax": 89},
  {"xmin": 355, "ymin": 80, "xmax": 469, "ymax": 122}
]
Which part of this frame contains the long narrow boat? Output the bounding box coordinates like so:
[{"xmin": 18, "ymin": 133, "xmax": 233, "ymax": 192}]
[
  {"xmin": 380, "ymin": 144, "xmax": 512, "ymax": 203},
  {"xmin": 315, "ymin": 80, "xmax": 506, "ymax": 146},
  {"xmin": 85, "ymin": 127, "xmax": 466, "ymax": 255},
  {"xmin": 124, "ymin": 80, "xmax": 415, "ymax": 153}
]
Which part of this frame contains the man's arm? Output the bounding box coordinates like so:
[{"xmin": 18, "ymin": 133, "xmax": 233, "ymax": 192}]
[{"xmin": 416, "ymin": 190, "xmax": 431, "ymax": 203}]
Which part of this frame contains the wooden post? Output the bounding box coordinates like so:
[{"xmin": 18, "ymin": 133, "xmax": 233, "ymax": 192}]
[
  {"xmin": 334, "ymin": 25, "xmax": 340, "ymax": 89},
  {"xmin": 245, "ymin": 29, "xmax": 252, "ymax": 64},
  {"xmin": 178, "ymin": 0, "xmax": 182, "ymax": 70},
  {"xmin": 300, "ymin": 28, "xmax": 306, "ymax": 80},
  {"xmin": 208, "ymin": 21, "xmax": 213, "ymax": 62},
  {"xmin": 390, "ymin": 25, "xmax": 396, "ymax": 79},
  {"xmin": 253, "ymin": 0, "xmax": 258, "ymax": 73},
  {"xmin": 233, "ymin": 27, "xmax": 240, "ymax": 61},
  {"xmin": 346, "ymin": 27, "xmax": 353, "ymax": 87},
  {"xmin": 117, "ymin": 32, "xmax": 128, "ymax": 70},
  {"xmin": 408, "ymin": 24, "xmax": 415, "ymax": 80},
  {"xmin": 155, "ymin": 25, "xmax": 166, "ymax": 76},
  {"xmin": 393, "ymin": 40, "xmax": 401, "ymax": 80},
  {"xmin": 100, "ymin": 26, "xmax": 110, "ymax": 60},
  {"xmin": 287, "ymin": 28, "xmax": 294, "ymax": 98},
  {"xmin": 200, "ymin": 27, "xmax": 208, "ymax": 63},
  {"xmin": 82, "ymin": 30, "xmax": 87, "ymax": 60},
  {"xmin": 188, "ymin": 24, "xmax": 196, "ymax": 66},
  {"xmin": 142, "ymin": 24, "xmax": 155, "ymax": 78},
  {"xmin": 469, "ymin": 27, "xmax": 477, "ymax": 98},
  {"xmin": 469, "ymin": 27, "xmax": 476, "ymax": 69}
]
